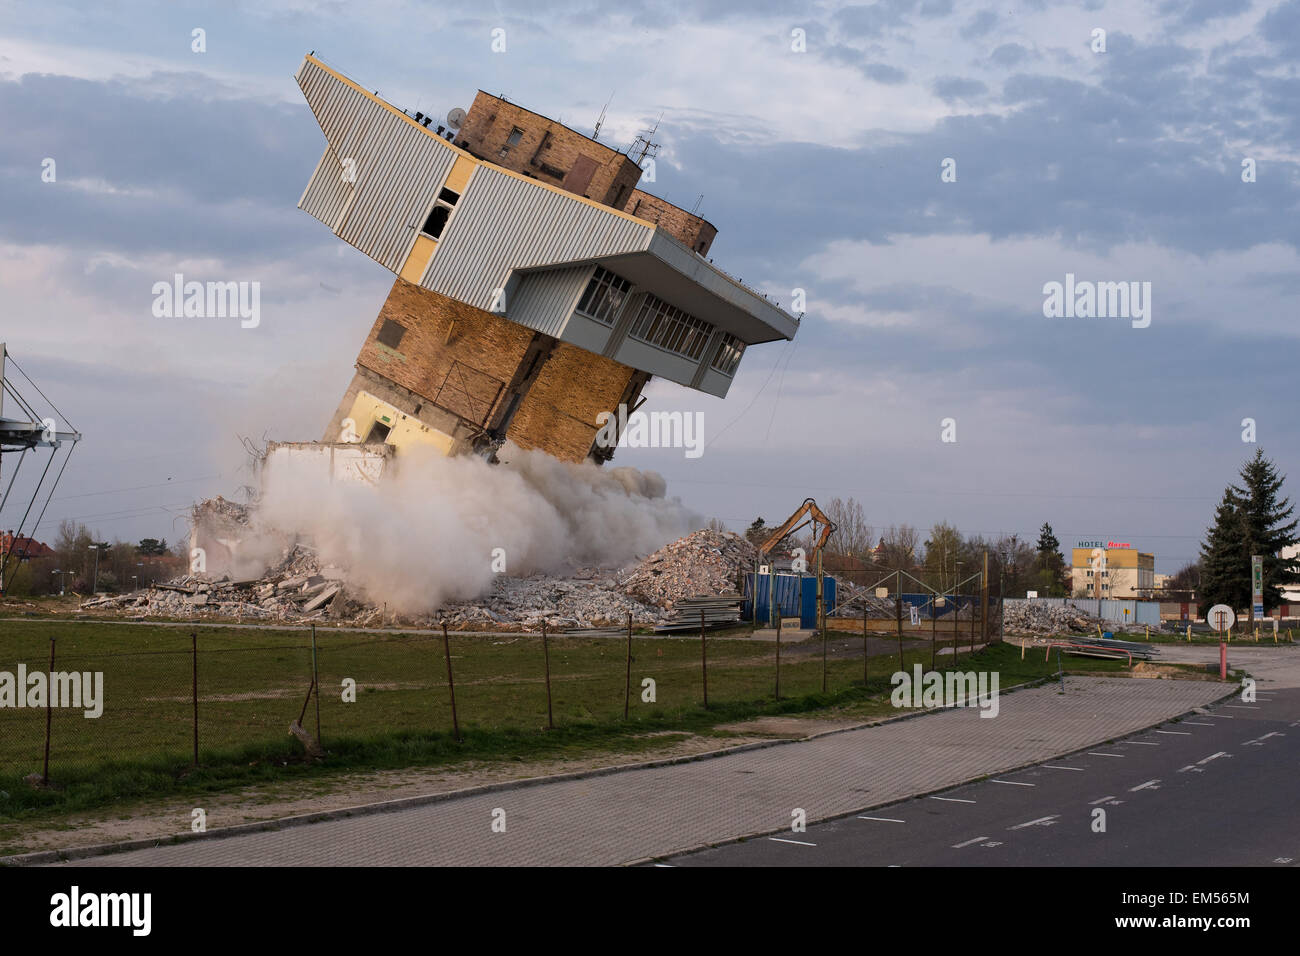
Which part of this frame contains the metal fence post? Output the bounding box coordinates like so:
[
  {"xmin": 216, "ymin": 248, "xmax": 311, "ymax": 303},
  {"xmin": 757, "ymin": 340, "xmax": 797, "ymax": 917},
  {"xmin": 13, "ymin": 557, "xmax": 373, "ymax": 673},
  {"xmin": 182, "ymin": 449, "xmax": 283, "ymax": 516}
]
[
  {"xmin": 541, "ymin": 620, "xmax": 553, "ymax": 730},
  {"xmin": 700, "ymin": 608, "xmax": 708, "ymax": 708},
  {"xmin": 311, "ymin": 623, "xmax": 321, "ymax": 749},
  {"xmin": 624, "ymin": 612, "xmax": 633, "ymax": 720},
  {"xmin": 441, "ymin": 620, "xmax": 461, "ymax": 741},
  {"xmin": 775, "ymin": 612, "xmax": 782, "ymax": 700},
  {"xmin": 42, "ymin": 637, "xmax": 54, "ymax": 785},
  {"xmin": 191, "ymin": 630, "xmax": 199, "ymax": 767},
  {"xmin": 862, "ymin": 603, "xmax": 868, "ymax": 686}
]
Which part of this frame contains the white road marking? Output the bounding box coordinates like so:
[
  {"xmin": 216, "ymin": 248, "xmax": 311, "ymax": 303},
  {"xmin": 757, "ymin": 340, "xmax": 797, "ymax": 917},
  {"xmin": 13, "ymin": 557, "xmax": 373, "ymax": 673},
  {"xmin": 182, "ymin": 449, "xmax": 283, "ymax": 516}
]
[
  {"xmin": 1089, "ymin": 795, "xmax": 1115, "ymax": 805},
  {"xmin": 952, "ymin": 836, "xmax": 987, "ymax": 848},
  {"xmin": 1125, "ymin": 741, "xmax": 1159, "ymax": 746},
  {"xmin": 930, "ymin": 796, "xmax": 976, "ymax": 803},
  {"xmin": 1008, "ymin": 815, "xmax": 1060, "ymax": 830},
  {"xmin": 1155, "ymin": 730, "xmax": 1192, "ymax": 735},
  {"xmin": 990, "ymin": 779, "xmax": 1035, "ymax": 786},
  {"xmin": 1226, "ymin": 705, "xmax": 1260, "ymax": 709},
  {"xmin": 1129, "ymin": 779, "xmax": 1161, "ymax": 792},
  {"xmin": 857, "ymin": 816, "xmax": 906, "ymax": 823},
  {"xmin": 1087, "ymin": 752, "xmax": 1124, "ymax": 758},
  {"xmin": 769, "ymin": 837, "xmax": 816, "ymax": 846},
  {"xmin": 1209, "ymin": 714, "xmax": 1234, "ymax": 718},
  {"xmin": 1197, "ymin": 751, "xmax": 1229, "ymax": 765},
  {"xmin": 654, "ymin": 863, "xmax": 675, "ymax": 867},
  {"xmin": 1182, "ymin": 721, "xmax": 1215, "ymax": 726},
  {"xmin": 1044, "ymin": 765, "xmax": 1085, "ymax": 771}
]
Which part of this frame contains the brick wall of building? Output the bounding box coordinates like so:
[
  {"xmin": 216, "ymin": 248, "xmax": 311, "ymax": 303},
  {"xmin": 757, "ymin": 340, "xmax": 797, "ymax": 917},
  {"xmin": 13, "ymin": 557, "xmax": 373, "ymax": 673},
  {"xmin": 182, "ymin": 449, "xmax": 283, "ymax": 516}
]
[
  {"xmin": 624, "ymin": 189, "xmax": 718, "ymax": 255},
  {"xmin": 455, "ymin": 91, "xmax": 643, "ymax": 208},
  {"xmin": 506, "ymin": 342, "xmax": 637, "ymax": 462}
]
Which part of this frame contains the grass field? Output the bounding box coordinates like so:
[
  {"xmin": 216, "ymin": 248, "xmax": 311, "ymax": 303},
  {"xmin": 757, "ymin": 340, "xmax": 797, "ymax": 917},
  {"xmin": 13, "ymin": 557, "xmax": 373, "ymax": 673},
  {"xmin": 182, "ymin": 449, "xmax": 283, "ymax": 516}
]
[{"xmin": 0, "ymin": 619, "xmax": 1134, "ymax": 822}]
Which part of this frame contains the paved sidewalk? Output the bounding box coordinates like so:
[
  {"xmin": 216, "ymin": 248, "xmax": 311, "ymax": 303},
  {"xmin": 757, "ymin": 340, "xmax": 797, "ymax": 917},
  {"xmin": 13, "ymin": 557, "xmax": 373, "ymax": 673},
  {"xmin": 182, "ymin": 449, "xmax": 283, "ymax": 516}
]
[{"xmin": 50, "ymin": 675, "xmax": 1227, "ymax": 867}]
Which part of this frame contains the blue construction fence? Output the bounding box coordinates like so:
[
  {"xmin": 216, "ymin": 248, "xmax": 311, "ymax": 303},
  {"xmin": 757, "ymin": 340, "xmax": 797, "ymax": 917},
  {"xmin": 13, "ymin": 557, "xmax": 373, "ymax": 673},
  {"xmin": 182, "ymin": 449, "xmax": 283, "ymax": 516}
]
[{"xmin": 742, "ymin": 573, "xmax": 838, "ymax": 629}]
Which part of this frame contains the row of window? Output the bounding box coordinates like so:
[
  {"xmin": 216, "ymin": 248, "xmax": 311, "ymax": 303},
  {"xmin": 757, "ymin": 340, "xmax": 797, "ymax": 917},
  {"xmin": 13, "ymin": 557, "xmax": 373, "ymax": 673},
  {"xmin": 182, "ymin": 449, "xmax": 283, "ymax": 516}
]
[{"xmin": 573, "ymin": 269, "xmax": 748, "ymax": 376}]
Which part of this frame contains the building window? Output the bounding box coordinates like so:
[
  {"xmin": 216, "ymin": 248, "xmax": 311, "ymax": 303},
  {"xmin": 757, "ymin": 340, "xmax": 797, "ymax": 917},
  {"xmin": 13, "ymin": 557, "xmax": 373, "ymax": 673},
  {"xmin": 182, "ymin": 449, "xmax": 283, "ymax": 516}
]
[
  {"xmin": 574, "ymin": 267, "xmax": 631, "ymax": 325},
  {"xmin": 627, "ymin": 294, "xmax": 714, "ymax": 361},
  {"xmin": 376, "ymin": 319, "xmax": 406, "ymax": 349},
  {"xmin": 421, "ymin": 186, "xmax": 461, "ymax": 240},
  {"xmin": 710, "ymin": 332, "xmax": 745, "ymax": 377},
  {"xmin": 506, "ymin": 127, "xmax": 524, "ymax": 146}
]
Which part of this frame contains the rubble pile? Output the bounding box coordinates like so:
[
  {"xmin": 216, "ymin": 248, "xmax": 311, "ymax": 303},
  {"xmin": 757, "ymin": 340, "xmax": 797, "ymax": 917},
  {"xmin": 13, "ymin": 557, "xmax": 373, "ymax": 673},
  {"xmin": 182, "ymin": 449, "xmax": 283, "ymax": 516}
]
[
  {"xmin": 80, "ymin": 544, "xmax": 350, "ymax": 622},
  {"xmin": 620, "ymin": 529, "xmax": 756, "ymax": 610},
  {"xmin": 438, "ymin": 569, "xmax": 658, "ymax": 631},
  {"xmin": 1001, "ymin": 601, "xmax": 1100, "ymax": 634},
  {"xmin": 79, "ymin": 522, "xmax": 761, "ymax": 631}
]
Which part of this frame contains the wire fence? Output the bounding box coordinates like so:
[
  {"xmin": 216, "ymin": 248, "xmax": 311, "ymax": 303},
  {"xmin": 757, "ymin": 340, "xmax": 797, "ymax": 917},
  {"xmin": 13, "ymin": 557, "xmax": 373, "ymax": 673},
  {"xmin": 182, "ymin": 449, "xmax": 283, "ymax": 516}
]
[{"xmin": 0, "ymin": 613, "xmax": 1004, "ymax": 789}]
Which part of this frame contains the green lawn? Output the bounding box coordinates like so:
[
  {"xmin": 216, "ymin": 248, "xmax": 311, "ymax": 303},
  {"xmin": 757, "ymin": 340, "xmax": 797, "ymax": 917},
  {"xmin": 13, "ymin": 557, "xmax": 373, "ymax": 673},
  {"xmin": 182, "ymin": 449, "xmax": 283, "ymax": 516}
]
[{"xmin": 0, "ymin": 619, "xmax": 1135, "ymax": 823}]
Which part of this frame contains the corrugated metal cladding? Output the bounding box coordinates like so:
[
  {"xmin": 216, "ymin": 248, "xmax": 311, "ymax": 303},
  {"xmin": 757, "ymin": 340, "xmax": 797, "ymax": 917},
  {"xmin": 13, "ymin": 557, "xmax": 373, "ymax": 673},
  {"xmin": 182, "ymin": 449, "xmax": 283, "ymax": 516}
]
[
  {"xmin": 299, "ymin": 147, "xmax": 351, "ymax": 230},
  {"xmin": 508, "ymin": 266, "xmax": 594, "ymax": 337},
  {"xmin": 296, "ymin": 59, "xmax": 457, "ymax": 273},
  {"xmin": 421, "ymin": 164, "xmax": 652, "ymax": 312}
]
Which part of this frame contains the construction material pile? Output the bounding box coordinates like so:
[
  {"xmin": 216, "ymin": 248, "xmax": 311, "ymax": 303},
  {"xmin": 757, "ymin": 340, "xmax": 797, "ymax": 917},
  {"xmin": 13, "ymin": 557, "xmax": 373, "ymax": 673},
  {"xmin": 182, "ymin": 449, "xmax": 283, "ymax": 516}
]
[
  {"xmin": 620, "ymin": 529, "xmax": 755, "ymax": 610},
  {"xmin": 1002, "ymin": 601, "xmax": 1100, "ymax": 634}
]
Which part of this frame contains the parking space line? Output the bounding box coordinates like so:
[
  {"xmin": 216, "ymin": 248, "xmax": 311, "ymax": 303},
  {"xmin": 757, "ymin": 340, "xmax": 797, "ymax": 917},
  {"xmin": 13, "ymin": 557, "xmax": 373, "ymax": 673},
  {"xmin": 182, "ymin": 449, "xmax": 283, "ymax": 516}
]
[
  {"xmin": 1197, "ymin": 751, "xmax": 1228, "ymax": 765},
  {"xmin": 1155, "ymin": 730, "xmax": 1192, "ymax": 735},
  {"xmin": 857, "ymin": 816, "xmax": 905, "ymax": 823},
  {"xmin": 1087, "ymin": 752, "xmax": 1124, "ymax": 757},
  {"xmin": 769, "ymin": 838, "xmax": 817, "ymax": 846},
  {"xmin": 990, "ymin": 779, "xmax": 1035, "ymax": 786},
  {"xmin": 1129, "ymin": 779, "xmax": 1161, "ymax": 792},
  {"xmin": 930, "ymin": 796, "xmax": 976, "ymax": 803},
  {"xmin": 1089, "ymin": 796, "xmax": 1115, "ymax": 804},
  {"xmin": 1044, "ymin": 765, "xmax": 1085, "ymax": 771},
  {"xmin": 1008, "ymin": 815, "xmax": 1059, "ymax": 830},
  {"xmin": 952, "ymin": 836, "xmax": 987, "ymax": 848}
]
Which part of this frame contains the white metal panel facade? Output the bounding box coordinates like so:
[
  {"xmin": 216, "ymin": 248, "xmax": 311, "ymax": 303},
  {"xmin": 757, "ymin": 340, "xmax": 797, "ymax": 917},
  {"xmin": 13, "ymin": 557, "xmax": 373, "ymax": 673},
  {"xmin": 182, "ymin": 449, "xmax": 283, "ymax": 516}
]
[
  {"xmin": 296, "ymin": 59, "xmax": 457, "ymax": 272},
  {"xmin": 421, "ymin": 165, "xmax": 652, "ymax": 312},
  {"xmin": 508, "ymin": 265, "xmax": 594, "ymax": 338}
]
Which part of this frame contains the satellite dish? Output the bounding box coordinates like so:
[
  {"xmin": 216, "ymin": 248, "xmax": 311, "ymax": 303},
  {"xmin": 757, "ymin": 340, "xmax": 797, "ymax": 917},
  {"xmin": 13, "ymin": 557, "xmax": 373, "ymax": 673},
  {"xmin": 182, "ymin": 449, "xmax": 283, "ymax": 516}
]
[{"xmin": 446, "ymin": 107, "xmax": 467, "ymax": 130}]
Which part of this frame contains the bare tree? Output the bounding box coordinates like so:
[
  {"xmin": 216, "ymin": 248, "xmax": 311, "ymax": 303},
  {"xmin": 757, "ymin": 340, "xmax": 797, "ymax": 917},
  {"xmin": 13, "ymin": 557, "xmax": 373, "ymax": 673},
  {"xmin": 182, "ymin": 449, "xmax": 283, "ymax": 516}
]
[
  {"xmin": 880, "ymin": 524, "xmax": 920, "ymax": 569},
  {"xmin": 824, "ymin": 496, "xmax": 872, "ymax": 558}
]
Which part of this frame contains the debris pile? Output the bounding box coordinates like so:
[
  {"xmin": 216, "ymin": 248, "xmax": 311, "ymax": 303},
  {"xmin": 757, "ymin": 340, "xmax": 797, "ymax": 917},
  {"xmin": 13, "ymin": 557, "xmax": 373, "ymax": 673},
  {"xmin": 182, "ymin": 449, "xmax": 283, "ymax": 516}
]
[
  {"xmin": 620, "ymin": 529, "xmax": 755, "ymax": 610},
  {"xmin": 79, "ymin": 524, "xmax": 762, "ymax": 631},
  {"xmin": 80, "ymin": 544, "xmax": 350, "ymax": 622},
  {"xmin": 1001, "ymin": 601, "xmax": 1100, "ymax": 634}
]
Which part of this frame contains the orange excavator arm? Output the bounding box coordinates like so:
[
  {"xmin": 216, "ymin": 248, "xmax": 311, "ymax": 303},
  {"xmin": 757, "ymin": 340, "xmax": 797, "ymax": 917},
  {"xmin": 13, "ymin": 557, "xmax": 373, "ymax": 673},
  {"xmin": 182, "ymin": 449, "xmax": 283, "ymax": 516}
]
[{"xmin": 757, "ymin": 497, "xmax": 836, "ymax": 560}]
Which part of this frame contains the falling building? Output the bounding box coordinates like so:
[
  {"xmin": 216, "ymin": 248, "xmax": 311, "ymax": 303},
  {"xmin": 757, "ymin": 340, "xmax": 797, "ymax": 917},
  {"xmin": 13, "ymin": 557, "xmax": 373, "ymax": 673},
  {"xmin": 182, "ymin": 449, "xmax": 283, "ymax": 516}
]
[{"xmin": 293, "ymin": 54, "xmax": 798, "ymax": 465}]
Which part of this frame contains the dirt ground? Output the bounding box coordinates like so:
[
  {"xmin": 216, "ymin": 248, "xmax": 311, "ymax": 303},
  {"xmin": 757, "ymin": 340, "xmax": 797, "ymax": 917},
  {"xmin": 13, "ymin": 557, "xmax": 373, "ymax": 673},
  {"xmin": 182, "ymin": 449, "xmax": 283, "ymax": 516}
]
[{"xmin": 0, "ymin": 715, "xmax": 861, "ymax": 859}]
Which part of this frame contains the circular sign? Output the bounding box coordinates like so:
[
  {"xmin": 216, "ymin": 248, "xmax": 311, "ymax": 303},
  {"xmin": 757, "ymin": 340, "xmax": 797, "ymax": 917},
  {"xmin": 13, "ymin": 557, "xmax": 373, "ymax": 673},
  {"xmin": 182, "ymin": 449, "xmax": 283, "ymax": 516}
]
[{"xmin": 1207, "ymin": 604, "xmax": 1235, "ymax": 632}]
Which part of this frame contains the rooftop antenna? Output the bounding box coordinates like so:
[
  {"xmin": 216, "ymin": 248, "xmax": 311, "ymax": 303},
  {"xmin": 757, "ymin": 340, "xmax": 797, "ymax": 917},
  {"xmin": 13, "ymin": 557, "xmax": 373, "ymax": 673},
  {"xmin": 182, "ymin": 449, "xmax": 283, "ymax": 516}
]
[
  {"xmin": 592, "ymin": 92, "xmax": 614, "ymax": 139},
  {"xmin": 690, "ymin": 193, "xmax": 703, "ymax": 215},
  {"xmin": 631, "ymin": 114, "xmax": 663, "ymax": 166}
]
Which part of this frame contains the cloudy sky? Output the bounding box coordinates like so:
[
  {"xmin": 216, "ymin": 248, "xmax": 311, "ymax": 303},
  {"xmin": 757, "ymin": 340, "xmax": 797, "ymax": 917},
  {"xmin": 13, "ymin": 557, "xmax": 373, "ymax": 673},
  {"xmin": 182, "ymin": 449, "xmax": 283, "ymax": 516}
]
[{"xmin": 2, "ymin": 0, "xmax": 1297, "ymax": 572}]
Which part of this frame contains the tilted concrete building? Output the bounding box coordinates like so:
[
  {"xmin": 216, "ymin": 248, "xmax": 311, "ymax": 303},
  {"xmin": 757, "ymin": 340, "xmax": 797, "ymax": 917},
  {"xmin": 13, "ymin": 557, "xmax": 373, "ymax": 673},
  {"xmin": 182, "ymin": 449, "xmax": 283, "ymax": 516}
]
[{"xmin": 294, "ymin": 54, "xmax": 798, "ymax": 464}]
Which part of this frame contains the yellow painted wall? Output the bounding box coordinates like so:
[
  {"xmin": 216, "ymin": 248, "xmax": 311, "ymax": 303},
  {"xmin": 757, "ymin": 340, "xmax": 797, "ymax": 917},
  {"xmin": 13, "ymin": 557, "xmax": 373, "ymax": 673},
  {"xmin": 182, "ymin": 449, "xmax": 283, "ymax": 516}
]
[
  {"xmin": 400, "ymin": 235, "xmax": 437, "ymax": 283},
  {"xmin": 346, "ymin": 391, "xmax": 455, "ymax": 456}
]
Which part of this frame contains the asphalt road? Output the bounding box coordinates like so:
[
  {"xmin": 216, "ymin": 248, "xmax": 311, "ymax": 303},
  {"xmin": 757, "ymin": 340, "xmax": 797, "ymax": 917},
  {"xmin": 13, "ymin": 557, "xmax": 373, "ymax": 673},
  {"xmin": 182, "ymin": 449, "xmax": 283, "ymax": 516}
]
[{"xmin": 662, "ymin": 680, "xmax": 1300, "ymax": 867}]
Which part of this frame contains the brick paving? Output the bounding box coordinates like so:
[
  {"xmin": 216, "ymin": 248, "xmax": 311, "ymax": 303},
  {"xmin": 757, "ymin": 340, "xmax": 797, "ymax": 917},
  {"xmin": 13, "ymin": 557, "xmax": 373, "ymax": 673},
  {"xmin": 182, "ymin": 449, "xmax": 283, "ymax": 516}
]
[{"xmin": 54, "ymin": 676, "xmax": 1225, "ymax": 867}]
